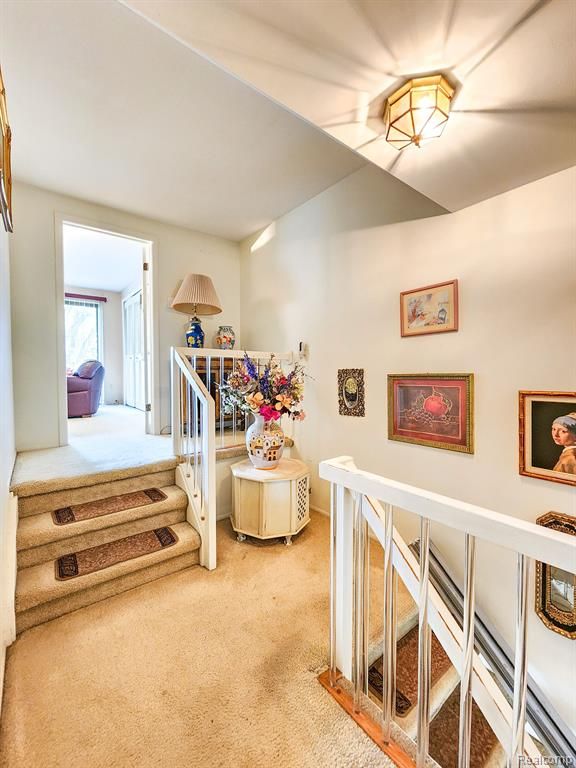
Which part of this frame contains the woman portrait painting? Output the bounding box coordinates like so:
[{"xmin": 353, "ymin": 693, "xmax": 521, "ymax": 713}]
[
  {"xmin": 551, "ymin": 413, "xmax": 576, "ymax": 474},
  {"xmin": 519, "ymin": 392, "xmax": 576, "ymax": 486}
]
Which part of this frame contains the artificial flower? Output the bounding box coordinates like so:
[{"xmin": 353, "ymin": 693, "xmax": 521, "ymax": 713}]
[
  {"xmin": 275, "ymin": 394, "xmax": 292, "ymax": 409},
  {"xmin": 260, "ymin": 404, "xmax": 281, "ymax": 421},
  {"xmin": 246, "ymin": 392, "xmax": 264, "ymax": 410}
]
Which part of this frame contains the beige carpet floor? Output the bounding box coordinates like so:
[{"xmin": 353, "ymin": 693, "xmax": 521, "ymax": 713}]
[
  {"xmin": 0, "ymin": 514, "xmax": 411, "ymax": 768},
  {"xmin": 11, "ymin": 406, "xmax": 175, "ymax": 490}
]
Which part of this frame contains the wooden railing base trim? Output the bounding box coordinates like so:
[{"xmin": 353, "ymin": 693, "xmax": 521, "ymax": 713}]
[{"xmin": 317, "ymin": 670, "xmax": 416, "ymax": 768}]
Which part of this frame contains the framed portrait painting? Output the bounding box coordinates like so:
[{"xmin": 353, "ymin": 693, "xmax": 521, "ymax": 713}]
[
  {"xmin": 0, "ymin": 66, "xmax": 12, "ymax": 233},
  {"xmin": 338, "ymin": 369, "xmax": 365, "ymax": 417},
  {"xmin": 400, "ymin": 279, "xmax": 458, "ymax": 337},
  {"xmin": 519, "ymin": 391, "xmax": 576, "ymax": 486},
  {"xmin": 388, "ymin": 374, "xmax": 474, "ymax": 453}
]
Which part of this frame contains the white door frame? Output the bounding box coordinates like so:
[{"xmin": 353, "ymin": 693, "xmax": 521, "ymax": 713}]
[{"xmin": 55, "ymin": 212, "xmax": 161, "ymax": 445}]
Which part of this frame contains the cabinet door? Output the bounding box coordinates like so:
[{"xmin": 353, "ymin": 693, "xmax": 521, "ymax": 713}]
[
  {"xmin": 234, "ymin": 478, "xmax": 261, "ymax": 535},
  {"xmin": 262, "ymin": 482, "xmax": 291, "ymax": 536}
]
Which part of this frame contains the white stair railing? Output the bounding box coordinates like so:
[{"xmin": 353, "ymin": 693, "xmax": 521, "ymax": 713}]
[
  {"xmin": 174, "ymin": 348, "xmax": 294, "ymax": 449},
  {"xmin": 171, "ymin": 347, "xmax": 216, "ymax": 569},
  {"xmin": 171, "ymin": 347, "xmax": 297, "ymax": 571},
  {"xmin": 320, "ymin": 456, "xmax": 576, "ymax": 768}
]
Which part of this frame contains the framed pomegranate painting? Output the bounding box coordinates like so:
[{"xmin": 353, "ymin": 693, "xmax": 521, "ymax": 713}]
[{"xmin": 388, "ymin": 374, "xmax": 474, "ymax": 453}]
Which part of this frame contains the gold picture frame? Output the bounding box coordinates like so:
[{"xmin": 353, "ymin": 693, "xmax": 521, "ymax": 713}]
[
  {"xmin": 519, "ymin": 391, "xmax": 576, "ymax": 487},
  {"xmin": 536, "ymin": 512, "xmax": 575, "ymax": 639},
  {"xmin": 0, "ymin": 65, "xmax": 13, "ymax": 233},
  {"xmin": 338, "ymin": 369, "xmax": 365, "ymax": 417},
  {"xmin": 388, "ymin": 373, "xmax": 474, "ymax": 453},
  {"xmin": 400, "ymin": 279, "xmax": 458, "ymax": 337}
]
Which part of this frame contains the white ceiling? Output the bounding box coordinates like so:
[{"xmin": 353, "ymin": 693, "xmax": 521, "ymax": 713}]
[
  {"xmin": 0, "ymin": 0, "xmax": 366, "ymax": 241},
  {"xmin": 123, "ymin": 0, "xmax": 576, "ymax": 211},
  {"xmin": 63, "ymin": 224, "xmax": 144, "ymax": 293}
]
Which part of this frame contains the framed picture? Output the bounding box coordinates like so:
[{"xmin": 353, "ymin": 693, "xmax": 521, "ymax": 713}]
[
  {"xmin": 388, "ymin": 374, "xmax": 474, "ymax": 453},
  {"xmin": 519, "ymin": 391, "xmax": 576, "ymax": 486},
  {"xmin": 400, "ymin": 279, "xmax": 458, "ymax": 337},
  {"xmin": 0, "ymin": 66, "xmax": 13, "ymax": 232},
  {"xmin": 536, "ymin": 512, "xmax": 575, "ymax": 639},
  {"xmin": 338, "ymin": 369, "xmax": 365, "ymax": 417}
]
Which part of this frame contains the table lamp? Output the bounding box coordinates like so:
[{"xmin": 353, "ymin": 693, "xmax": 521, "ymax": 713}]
[{"xmin": 171, "ymin": 273, "xmax": 222, "ymax": 348}]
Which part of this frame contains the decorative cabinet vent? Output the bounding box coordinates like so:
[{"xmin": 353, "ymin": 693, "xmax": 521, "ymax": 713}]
[{"xmin": 297, "ymin": 476, "xmax": 309, "ymax": 522}]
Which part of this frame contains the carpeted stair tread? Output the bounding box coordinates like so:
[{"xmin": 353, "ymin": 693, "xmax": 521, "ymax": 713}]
[
  {"xmin": 11, "ymin": 457, "xmax": 179, "ymax": 498},
  {"xmin": 429, "ymin": 685, "xmax": 505, "ymax": 768},
  {"xmin": 17, "ymin": 468, "xmax": 178, "ymax": 518},
  {"xmin": 16, "ymin": 522, "xmax": 200, "ymax": 613},
  {"xmin": 17, "ymin": 485, "xmax": 188, "ymax": 552},
  {"xmin": 16, "ymin": 549, "xmax": 201, "ymax": 633},
  {"xmin": 56, "ymin": 526, "xmax": 178, "ymax": 580},
  {"xmin": 18, "ymin": 507, "xmax": 187, "ymax": 569}
]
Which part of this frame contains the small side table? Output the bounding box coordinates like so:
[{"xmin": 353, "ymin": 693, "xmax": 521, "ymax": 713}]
[{"xmin": 231, "ymin": 458, "xmax": 310, "ymax": 545}]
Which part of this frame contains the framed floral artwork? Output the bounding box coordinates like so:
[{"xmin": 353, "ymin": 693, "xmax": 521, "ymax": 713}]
[
  {"xmin": 519, "ymin": 391, "xmax": 576, "ymax": 486},
  {"xmin": 536, "ymin": 511, "xmax": 575, "ymax": 639},
  {"xmin": 400, "ymin": 279, "xmax": 458, "ymax": 337},
  {"xmin": 0, "ymin": 66, "xmax": 12, "ymax": 233},
  {"xmin": 338, "ymin": 369, "xmax": 365, "ymax": 417},
  {"xmin": 388, "ymin": 374, "xmax": 474, "ymax": 453}
]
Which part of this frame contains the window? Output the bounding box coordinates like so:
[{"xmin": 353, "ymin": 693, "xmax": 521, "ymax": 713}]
[{"xmin": 64, "ymin": 298, "xmax": 102, "ymax": 374}]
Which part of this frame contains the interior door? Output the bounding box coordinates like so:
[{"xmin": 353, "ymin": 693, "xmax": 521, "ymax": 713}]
[{"xmin": 123, "ymin": 290, "xmax": 145, "ymax": 411}]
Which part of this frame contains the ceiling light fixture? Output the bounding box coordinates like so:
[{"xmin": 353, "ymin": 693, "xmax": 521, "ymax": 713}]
[{"xmin": 383, "ymin": 75, "xmax": 455, "ymax": 150}]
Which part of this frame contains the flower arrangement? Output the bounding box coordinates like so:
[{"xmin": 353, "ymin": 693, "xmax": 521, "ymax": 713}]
[{"xmin": 219, "ymin": 353, "xmax": 306, "ymax": 423}]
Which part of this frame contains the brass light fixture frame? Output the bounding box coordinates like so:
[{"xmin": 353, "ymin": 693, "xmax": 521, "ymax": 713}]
[{"xmin": 383, "ymin": 74, "xmax": 455, "ymax": 151}]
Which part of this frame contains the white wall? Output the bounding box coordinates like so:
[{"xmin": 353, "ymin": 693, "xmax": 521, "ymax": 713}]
[
  {"xmin": 0, "ymin": 226, "xmax": 17, "ymax": 713},
  {"xmin": 240, "ymin": 165, "xmax": 576, "ymax": 733},
  {"xmin": 64, "ymin": 286, "xmax": 124, "ymax": 405},
  {"xmin": 10, "ymin": 182, "xmax": 241, "ymax": 449}
]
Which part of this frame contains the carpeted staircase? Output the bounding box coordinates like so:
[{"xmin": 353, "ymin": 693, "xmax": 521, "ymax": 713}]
[
  {"xmin": 13, "ymin": 461, "xmax": 200, "ymax": 633},
  {"xmin": 369, "ymin": 603, "xmax": 506, "ymax": 768}
]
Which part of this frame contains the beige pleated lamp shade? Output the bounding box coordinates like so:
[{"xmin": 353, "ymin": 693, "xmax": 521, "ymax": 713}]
[{"xmin": 171, "ymin": 273, "xmax": 222, "ymax": 316}]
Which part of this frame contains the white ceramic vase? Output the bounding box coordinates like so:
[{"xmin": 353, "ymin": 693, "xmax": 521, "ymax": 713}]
[{"xmin": 246, "ymin": 413, "xmax": 285, "ymax": 470}]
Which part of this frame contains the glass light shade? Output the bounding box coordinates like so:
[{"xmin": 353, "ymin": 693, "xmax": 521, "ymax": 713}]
[{"xmin": 383, "ymin": 75, "xmax": 455, "ymax": 150}]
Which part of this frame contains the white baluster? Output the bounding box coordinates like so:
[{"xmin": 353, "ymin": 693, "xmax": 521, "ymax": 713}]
[{"xmin": 417, "ymin": 518, "xmax": 431, "ymax": 768}]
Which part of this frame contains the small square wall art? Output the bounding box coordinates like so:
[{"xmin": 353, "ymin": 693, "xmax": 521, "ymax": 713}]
[
  {"xmin": 388, "ymin": 373, "xmax": 474, "ymax": 453},
  {"xmin": 400, "ymin": 279, "xmax": 458, "ymax": 337},
  {"xmin": 338, "ymin": 369, "xmax": 365, "ymax": 417}
]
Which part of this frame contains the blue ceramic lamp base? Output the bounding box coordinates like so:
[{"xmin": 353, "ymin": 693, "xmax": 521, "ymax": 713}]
[{"xmin": 186, "ymin": 316, "xmax": 205, "ymax": 348}]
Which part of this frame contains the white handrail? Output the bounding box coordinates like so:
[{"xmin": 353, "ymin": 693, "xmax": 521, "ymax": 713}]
[
  {"xmin": 321, "ymin": 455, "xmax": 575, "ymax": 767},
  {"xmin": 175, "ymin": 347, "xmax": 294, "ymax": 362},
  {"xmin": 320, "ymin": 456, "xmax": 575, "ymax": 572},
  {"xmin": 171, "ymin": 347, "xmax": 216, "ymax": 570}
]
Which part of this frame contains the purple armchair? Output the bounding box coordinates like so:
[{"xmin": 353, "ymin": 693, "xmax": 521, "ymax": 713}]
[{"xmin": 67, "ymin": 360, "xmax": 105, "ymax": 418}]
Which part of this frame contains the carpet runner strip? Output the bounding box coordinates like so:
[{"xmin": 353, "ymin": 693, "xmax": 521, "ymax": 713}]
[
  {"xmin": 52, "ymin": 488, "xmax": 167, "ymax": 525},
  {"xmin": 428, "ymin": 686, "xmax": 499, "ymax": 768},
  {"xmin": 368, "ymin": 625, "xmax": 453, "ymax": 716},
  {"xmin": 55, "ymin": 527, "xmax": 178, "ymax": 580}
]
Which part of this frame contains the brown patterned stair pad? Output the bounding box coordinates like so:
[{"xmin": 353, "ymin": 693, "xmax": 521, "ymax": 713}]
[
  {"xmin": 368, "ymin": 625, "xmax": 453, "ymax": 716},
  {"xmin": 55, "ymin": 527, "xmax": 178, "ymax": 580},
  {"xmin": 52, "ymin": 488, "xmax": 167, "ymax": 525}
]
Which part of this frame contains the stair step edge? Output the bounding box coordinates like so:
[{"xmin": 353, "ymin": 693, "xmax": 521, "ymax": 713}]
[
  {"xmin": 11, "ymin": 457, "xmax": 179, "ymax": 499},
  {"xmin": 16, "ymin": 522, "xmax": 200, "ymax": 613},
  {"xmin": 17, "ymin": 468, "xmax": 179, "ymax": 518},
  {"xmin": 17, "ymin": 485, "xmax": 188, "ymax": 551},
  {"xmin": 17, "ymin": 507, "xmax": 187, "ymax": 569},
  {"xmin": 16, "ymin": 550, "xmax": 200, "ymax": 634}
]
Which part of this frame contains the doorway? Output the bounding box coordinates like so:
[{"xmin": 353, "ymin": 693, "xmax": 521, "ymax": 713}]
[{"xmin": 56, "ymin": 216, "xmax": 158, "ymax": 445}]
